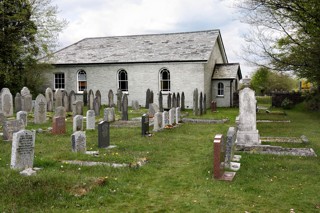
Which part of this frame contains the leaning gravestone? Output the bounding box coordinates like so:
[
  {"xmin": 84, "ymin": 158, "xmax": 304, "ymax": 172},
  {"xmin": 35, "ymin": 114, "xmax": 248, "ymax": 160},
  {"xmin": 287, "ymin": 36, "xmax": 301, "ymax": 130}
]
[
  {"xmin": 236, "ymin": 87, "xmax": 260, "ymax": 145},
  {"xmin": 62, "ymin": 91, "xmax": 70, "ymax": 112},
  {"xmin": 116, "ymin": 89, "xmax": 123, "ymax": 111},
  {"xmin": 34, "ymin": 94, "xmax": 47, "ymax": 124},
  {"xmin": 15, "ymin": 93, "xmax": 22, "ymax": 113},
  {"xmin": 69, "ymin": 90, "xmax": 76, "ymax": 112},
  {"xmin": 52, "ymin": 116, "xmax": 66, "ymax": 134},
  {"xmin": 10, "ymin": 130, "xmax": 35, "ymax": 170},
  {"xmin": 88, "ymin": 89, "xmax": 94, "ymax": 110},
  {"xmin": 103, "ymin": 108, "xmax": 115, "ymax": 122},
  {"xmin": 1, "ymin": 88, "xmax": 14, "ymax": 117},
  {"xmin": 193, "ymin": 88, "xmax": 199, "ymax": 116},
  {"xmin": 86, "ymin": 110, "xmax": 95, "ymax": 130},
  {"xmin": 17, "ymin": 111, "xmax": 28, "ymax": 127},
  {"xmin": 71, "ymin": 131, "xmax": 86, "ymax": 153},
  {"xmin": 21, "ymin": 87, "xmax": 32, "ymax": 112},
  {"xmin": 121, "ymin": 94, "xmax": 128, "ymax": 120},
  {"xmin": 162, "ymin": 111, "xmax": 169, "ymax": 128},
  {"xmin": 181, "ymin": 92, "xmax": 185, "ymax": 111},
  {"xmin": 141, "ymin": 114, "xmax": 149, "ymax": 136},
  {"xmin": 45, "ymin": 88, "xmax": 54, "ymax": 112},
  {"xmin": 225, "ymin": 127, "xmax": 240, "ymax": 170},
  {"xmin": 73, "ymin": 115, "xmax": 83, "ymax": 132},
  {"xmin": 3, "ymin": 120, "xmax": 25, "ymax": 141},
  {"xmin": 158, "ymin": 91, "xmax": 163, "ymax": 112},
  {"xmin": 167, "ymin": 93, "xmax": 172, "ymax": 109},
  {"xmin": 93, "ymin": 97, "xmax": 100, "ymax": 116},
  {"xmin": 108, "ymin": 89, "xmax": 114, "ymax": 107},
  {"xmin": 153, "ymin": 112, "xmax": 163, "ymax": 132},
  {"xmin": 55, "ymin": 89, "xmax": 63, "ymax": 108},
  {"xmin": 98, "ymin": 121, "xmax": 110, "ymax": 148}
]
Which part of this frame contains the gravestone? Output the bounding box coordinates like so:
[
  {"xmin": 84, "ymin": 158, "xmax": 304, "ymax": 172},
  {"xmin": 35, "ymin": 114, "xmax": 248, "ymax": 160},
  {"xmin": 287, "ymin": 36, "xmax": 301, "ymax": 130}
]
[
  {"xmin": 83, "ymin": 89, "xmax": 88, "ymax": 106},
  {"xmin": 108, "ymin": 89, "xmax": 114, "ymax": 107},
  {"xmin": 73, "ymin": 100, "xmax": 83, "ymax": 117},
  {"xmin": 55, "ymin": 89, "xmax": 63, "ymax": 108},
  {"xmin": 181, "ymin": 92, "xmax": 185, "ymax": 111},
  {"xmin": 116, "ymin": 89, "xmax": 123, "ymax": 111},
  {"xmin": 193, "ymin": 88, "xmax": 199, "ymax": 116},
  {"xmin": 3, "ymin": 120, "xmax": 25, "ymax": 141},
  {"xmin": 236, "ymin": 87, "xmax": 260, "ymax": 145},
  {"xmin": 153, "ymin": 112, "xmax": 163, "ymax": 132},
  {"xmin": 45, "ymin": 88, "xmax": 54, "ymax": 112},
  {"xmin": 71, "ymin": 131, "xmax": 86, "ymax": 153},
  {"xmin": 17, "ymin": 111, "xmax": 28, "ymax": 127},
  {"xmin": 34, "ymin": 94, "xmax": 47, "ymax": 124},
  {"xmin": 169, "ymin": 108, "xmax": 175, "ymax": 125},
  {"xmin": 95, "ymin": 90, "xmax": 102, "ymax": 107},
  {"xmin": 121, "ymin": 94, "xmax": 128, "ymax": 120},
  {"xmin": 86, "ymin": 110, "xmax": 95, "ymax": 130},
  {"xmin": 88, "ymin": 89, "xmax": 94, "ymax": 110},
  {"xmin": 21, "ymin": 87, "xmax": 32, "ymax": 112},
  {"xmin": 203, "ymin": 93, "xmax": 207, "ymax": 114},
  {"xmin": 93, "ymin": 97, "xmax": 100, "ymax": 116},
  {"xmin": 69, "ymin": 90, "xmax": 76, "ymax": 112},
  {"xmin": 98, "ymin": 121, "xmax": 110, "ymax": 148},
  {"xmin": 158, "ymin": 91, "xmax": 163, "ymax": 112},
  {"xmin": 52, "ymin": 116, "xmax": 66, "ymax": 134},
  {"xmin": 0, "ymin": 112, "xmax": 7, "ymax": 126},
  {"xmin": 55, "ymin": 106, "xmax": 66, "ymax": 118},
  {"xmin": 132, "ymin": 100, "xmax": 140, "ymax": 110},
  {"xmin": 73, "ymin": 115, "xmax": 83, "ymax": 132},
  {"xmin": 162, "ymin": 111, "xmax": 169, "ymax": 128},
  {"xmin": 172, "ymin": 93, "xmax": 177, "ymax": 108},
  {"xmin": 10, "ymin": 130, "xmax": 35, "ymax": 170},
  {"xmin": 103, "ymin": 107, "xmax": 115, "ymax": 122},
  {"xmin": 167, "ymin": 93, "xmax": 172, "ymax": 109},
  {"xmin": 199, "ymin": 92, "xmax": 203, "ymax": 115},
  {"xmin": 15, "ymin": 93, "xmax": 22, "ymax": 113},
  {"xmin": 141, "ymin": 114, "xmax": 149, "ymax": 136},
  {"xmin": 175, "ymin": 107, "xmax": 181, "ymax": 124},
  {"xmin": 1, "ymin": 88, "xmax": 13, "ymax": 117},
  {"xmin": 177, "ymin": 93, "xmax": 180, "ymax": 107},
  {"xmin": 150, "ymin": 90, "xmax": 154, "ymax": 104},
  {"xmin": 62, "ymin": 91, "xmax": 70, "ymax": 112},
  {"xmin": 148, "ymin": 103, "xmax": 159, "ymax": 117},
  {"xmin": 225, "ymin": 127, "xmax": 238, "ymax": 169},
  {"xmin": 145, "ymin": 89, "xmax": 151, "ymax": 108},
  {"xmin": 21, "ymin": 87, "xmax": 30, "ymax": 97}
]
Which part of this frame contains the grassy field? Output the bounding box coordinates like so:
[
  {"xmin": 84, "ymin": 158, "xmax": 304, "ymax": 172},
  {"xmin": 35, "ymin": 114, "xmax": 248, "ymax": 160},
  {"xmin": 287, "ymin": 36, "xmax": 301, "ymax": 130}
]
[{"xmin": 0, "ymin": 102, "xmax": 319, "ymax": 212}]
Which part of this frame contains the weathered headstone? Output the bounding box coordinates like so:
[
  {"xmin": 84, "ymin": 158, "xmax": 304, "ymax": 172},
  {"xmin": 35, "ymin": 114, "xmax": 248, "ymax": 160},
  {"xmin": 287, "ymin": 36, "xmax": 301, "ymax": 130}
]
[
  {"xmin": 45, "ymin": 88, "xmax": 54, "ymax": 112},
  {"xmin": 71, "ymin": 131, "xmax": 86, "ymax": 153},
  {"xmin": 95, "ymin": 90, "xmax": 102, "ymax": 107},
  {"xmin": 21, "ymin": 87, "xmax": 32, "ymax": 112},
  {"xmin": 181, "ymin": 92, "xmax": 185, "ymax": 111},
  {"xmin": 16, "ymin": 111, "xmax": 28, "ymax": 127},
  {"xmin": 145, "ymin": 89, "xmax": 151, "ymax": 109},
  {"xmin": 69, "ymin": 90, "xmax": 76, "ymax": 112},
  {"xmin": 62, "ymin": 91, "xmax": 70, "ymax": 112},
  {"xmin": 203, "ymin": 93, "xmax": 207, "ymax": 114},
  {"xmin": 108, "ymin": 89, "xmax": 114, "ymax": 107},
  {"xmin": 199, "ymin": 92, "xmax": 203, "ymax": 115},
  {"xmin": 0, "ymin": 112, "xmax": 7, "ymax": 126},
  {"xmin": 150, "ymin": 90, "xmax": 154, "ymax": 104},
  {"xmin": 193, "ymin": 88, "xmax": 199, "ymax": 116},
  {"xmin": 83, "ymin": 89, "xmax": 88, "ymax": 107},
  {"xmin": 236, "ymin": 87, "xmax": 260, "ymax": 145},
  {"xmin": 167, "ymin": 93, "xmax": 172, "ymax": 109},
  {"xmin": 141, "ymin": 114, "xmax": 149, "ymax": 136},
  {"xmin": 169, "ymin": 108, "xmax": 175, "ymax": 125},
  {"xmin": 172, "ymin": 93, "xmax": 177, "ymax": 108},
  {"xmin": 225, "ymin": 127, "xmax": 237, "ymax": 169},
  {"xmin": 34, "ymin": 94, "xmax": 47, "ymax": 124},
  {"xmin": 15, "ymin": 93, "xmax": 22, "ymax": 113},
  {"xmin": 116, "ymin": 89, "xmax": 123, "ymax": 111},
  {"xmin": 3, "ymin": 120, "xmax": 25, "ymax": 141},
  {"xmin": 175, "ymin": 107, "xmax": 181, "ymax": 124},
  {"xmin": 148, "ymin": 103, "xmax": 159, "ymax": 117},
  {"xmin": 86, "ymin": 110, "xmax": 95, "ymax": 130},
  {"xmin": 153, "ymin": 112, "xmax": 163, "ymax": 132},
  {"xmin": 162, "ymin": 111, "xmax": 169, "ymax": 128},
  {"xmin": 73, "ymin": 100, "xmax": 83, "ymax": 117},
  {"xmin": 55, "ymin": 106, "xmax": 66, "ymax": 118},
  {"xmin": 52, "ymin": 116, "xmax": 66, "ymax": 134},
  {"xmin": 1, "ymin": 88, "xmax": 13, "ymax": 117},
  {"xmin": 132, "ymin": 100, "xmax": 140, "ymax": 110},
  {"xmin": 93, "ymin": 97, "xmax": 100, "ymax": 116},
  {"xmin": 121, "ymin": 94, "xmax": 128, "ymax": 120},
  {"xmin": 54, "ymin": 89, "xmax": 63, "ymax": 108},
  {"xmin": 88, "ymin": 89, "xmax": 94, "ymax": 110},
  {"xmin": 98, "ymin": 121, "xmax": 110, "ymax": 148},
  {"xmin": 158, "ymin": 91, "xmax": 163, "ymax": 112},
  {"xmin": 10, "ymin": 130, "xmax": 35, "ymax": 170},
  {"xmin": 103, "ymin": 107, "xmax": 115, "ymax": 122},
  {"xmin": 73, "ymin": 115, "xmax": 83, "ymax": 132},
  {"xmin": 177, "ymin": 93, "xmax": 180, "ymax": 107}
]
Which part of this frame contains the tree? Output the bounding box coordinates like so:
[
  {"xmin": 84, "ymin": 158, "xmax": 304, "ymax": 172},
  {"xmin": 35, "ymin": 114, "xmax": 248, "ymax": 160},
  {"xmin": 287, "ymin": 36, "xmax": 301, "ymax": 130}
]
[{"xmin": 237, "ymin": 0, "xmax": 320, "ymax": 88}]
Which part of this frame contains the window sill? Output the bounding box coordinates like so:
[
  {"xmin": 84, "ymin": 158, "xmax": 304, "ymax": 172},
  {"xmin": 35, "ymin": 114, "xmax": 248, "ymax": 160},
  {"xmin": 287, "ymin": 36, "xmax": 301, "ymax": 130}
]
[{"xmin": 216, "ymin": 95, "xmax": 224, "ymax": 98}]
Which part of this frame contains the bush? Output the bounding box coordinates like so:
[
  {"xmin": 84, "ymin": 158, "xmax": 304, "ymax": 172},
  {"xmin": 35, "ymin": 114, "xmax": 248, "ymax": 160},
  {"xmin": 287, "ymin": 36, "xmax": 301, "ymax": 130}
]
[
  {"xmin": 281, "ymin": 98, "xmax": 294, "ymax": 109},
  {"xmin": 304, "ymin": 90, "xmax": 320, "ymax": 111}
]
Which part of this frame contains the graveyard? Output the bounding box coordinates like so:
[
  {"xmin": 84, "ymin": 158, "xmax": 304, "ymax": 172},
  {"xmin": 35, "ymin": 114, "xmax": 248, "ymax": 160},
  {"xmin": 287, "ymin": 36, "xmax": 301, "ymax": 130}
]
[{"xmin": 0, "ymin": 89, "xmax": 320, "ymax": 212}]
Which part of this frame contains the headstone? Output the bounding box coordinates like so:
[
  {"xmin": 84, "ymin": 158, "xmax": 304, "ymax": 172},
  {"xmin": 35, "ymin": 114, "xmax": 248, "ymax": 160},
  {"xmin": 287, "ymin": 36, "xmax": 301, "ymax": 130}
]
[
  {"xmin": 211, "ymin": 101, "xmax": 217, "ymax": 112},
  {"xmin": 103, "ymin": 107, "xmax": 115, "ymax": 122},
  {"xmin": 145, "ymin": 89, "xmax": 151, "ymax": 108},
  {"xmin": 121, "ymin": 94, "xmax": 128, "ymax": 120},
  {"xmin": 98, "ymin": 121, "xmax": 110, "ymax": 148},
  {"xmin": 73, "ymin": 100, "xmax": 83, "ymax": 117},
  {"xmin": 172, "ymin": 93, "xmax": 177, "ymax": 108},
  {"xmin": 115, "ymin": 89, "xmax": 122, "ymax": 112},
  {"xmin": 15, "ymin": 93, "xmax": 22, "ymax": 113},
  {"xmin": 83, "ymin": 89, "xmax": 88, "ymax": 106},
  {"xmin": 34, "ymin": 94, "xmax": 47, "ymax": 124},
  {"xmin": 175, "ymin": 107, "xmax": 181, "ymax": 124},
  {"xmin": 150, "ymin": 90, "xmax": 154, "ymax": 104},
  {"xmin": 1, "ymin": 88, "xmax": 13, "ymax": 117},
  {"xmin": 54, "ymin": 89, "xmax": 63, "ymax": 108},
  {"xmin": 71, "ymin": 131, "xmax": 86, "ymax": 153},
  {"xmin": 55, "ymin": 106, "xmax": 66, "ymax": 118},
  {"xmin": 181, "ymin": 92, "xmax": 185, "ymax": 111},
  {"xmin": 158, "ymin": 92, "xmax": 163, "ymax": 112},
  {"xmin": 132, "ymin": 100, "xmax": 140, "ymax": 110},
  {"xmin": 69, "ymin": 90, "xmax": 76, "ymax": 112},
  {"xmin": 73, "ymin": 115, "xmax": 83, "ymax": 132},
  {"xmin": 95, "ymin": 90, "xmax": 102, "ymax": 108},
  {"xmin": 193, "ymin": 88, "xmax": 199, "ymax": 116},
  {"xmin": 162, "ymin": 111, "xmax": 169, "ymax": 128},
  {"xmin": 3, "ymin": 120, "xmax": 25, "ymax": 141},
  {"xmin": 141, "ymin": 114, "xmax": 149, "ymax": 136},
  {"xmin": 52, "ymin": 116, "xmax": 66, "ymax": 134},
  {"xmin": 21, "ymin": 87, "xmax": 31, "ymax": 97},
  {"xmin": 45, "ymin": 88, "xmax": 54, "ymax": 112},
  {"xmin": 0, "ymin": 112, "xmax": 7, "ymax": 125},
  {"xmin": 169, "ymin": 108, "xmax": 175, "ymax": 125},
  {"xmin": 199, "ymin": 92, "xmax": 203, "ymax": 115},
  {"xmin": 203, "ymin": 93, "xmax": 207, "ymax": 114},
  {"xmin": 236, "ymin": 87, "xmax": 260, "ymax": 145},
  {"xmin": 108, "ymin": 89, "xmax": 114, "ymax": 107},
  {"xmin": 21, "ymin": 87, "xmax": 32, "ymax": 112},
  {"xmin": 225, "ymin": 127, "xmax": 237, "ymax": 169},
  {"xmin": 10, "ymin": 130, "xmax": 35, "ymax": 170},
  {"xmin": 16, "ymin": 111, "xmax": 27, "ymax": 126},
  {"xmin": 62, "ymin": 91, "xmax": 69, "ymax": 112},
  {"xmin": 93, "ymin": 97, "xmax": 100, "ymax": 116},
  {"xmin": 86, "ymin": 110, "xmax": 95, "ymax": 130},
  {"xmin": 153, "ymin": 112, "xmax": 163, "ymax": 132},
  {"xmin": 88, "ymin": 89, "xmax": 94, "ymax": 110},
  {"xmin": 167, "ymin": 93, "xmax": 172, "ymax": 109},
  {"xmin": 177, "ymin": 93, "xmax": 180, "ymax": 107},
  {"xmin": 148, "ymin": 103, "xmax": 159, "ymax": 117}
]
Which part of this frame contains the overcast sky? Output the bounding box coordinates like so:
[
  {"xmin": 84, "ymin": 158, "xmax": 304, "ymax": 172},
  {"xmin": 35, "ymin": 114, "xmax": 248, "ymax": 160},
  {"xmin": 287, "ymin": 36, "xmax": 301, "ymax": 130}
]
[{"xmin": 52, "ymin": 0, "xmax": 255, "ymax": 77}]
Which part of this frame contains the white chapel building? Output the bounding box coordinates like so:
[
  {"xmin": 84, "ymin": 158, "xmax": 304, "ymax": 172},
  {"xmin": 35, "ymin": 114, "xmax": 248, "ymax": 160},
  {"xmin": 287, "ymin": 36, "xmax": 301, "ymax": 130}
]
[{"xmin": 42, "ymin": 30, "xmax": 242, "ymax": 108}]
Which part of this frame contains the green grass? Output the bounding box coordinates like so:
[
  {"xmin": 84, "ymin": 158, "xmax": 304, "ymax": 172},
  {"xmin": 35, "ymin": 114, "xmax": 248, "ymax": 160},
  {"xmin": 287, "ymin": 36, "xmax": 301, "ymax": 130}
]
[{"xmin": 0, "ymin": 105, "xmax": 319, "ymax": 212}]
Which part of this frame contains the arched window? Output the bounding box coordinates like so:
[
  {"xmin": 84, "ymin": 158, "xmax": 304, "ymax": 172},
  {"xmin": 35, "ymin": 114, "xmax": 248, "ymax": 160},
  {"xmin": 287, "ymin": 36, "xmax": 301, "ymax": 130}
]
[
  {"xmin": 218, "ymin": 82, "xmax": 224, "ymax": 96},
  {"xmin": 77, "ymin": 70, "xmax": 87, "ymax": 93},
  {"xmin": 118, "ymin": 69, "xmax": 128, "ymax": 91},
  {"xmin": 160, "ymin": 69, "xmax": 170, "ymax": 92}
]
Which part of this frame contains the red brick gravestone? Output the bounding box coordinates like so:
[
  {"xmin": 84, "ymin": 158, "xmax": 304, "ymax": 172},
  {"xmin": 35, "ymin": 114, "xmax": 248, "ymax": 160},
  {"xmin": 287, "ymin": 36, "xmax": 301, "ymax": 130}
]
[{"xmin": 52, "ymin": 116, "xmax": 66, "ymax": 134}]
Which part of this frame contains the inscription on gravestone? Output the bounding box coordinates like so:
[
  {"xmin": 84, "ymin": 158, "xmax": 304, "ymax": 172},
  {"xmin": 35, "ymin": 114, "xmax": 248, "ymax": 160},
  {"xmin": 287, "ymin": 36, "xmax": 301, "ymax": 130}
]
[{"xmin": 3, "ymin": 120, "xmax": 25, "ymax": 141}]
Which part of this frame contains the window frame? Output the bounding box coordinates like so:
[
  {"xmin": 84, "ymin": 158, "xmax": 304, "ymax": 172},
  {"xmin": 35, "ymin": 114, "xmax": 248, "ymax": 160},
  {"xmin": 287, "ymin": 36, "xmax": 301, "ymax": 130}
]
[
  {"xmin": 118, "ymin": 69, "xmax": 128, "ymax": 92},
  {"xmin": 54, "ymin": 73, "xmax": 65, "ymax": 90},
  {"xmin": 217, "ymin": 82, "xmax": 224, "ymax": 96},
  {"xmin": 159, "ymin": 68, "xmax": 171, "ymax": 93},
  {"xmin": 77, "ymin": 69, "xmax": 87, "ymax": 93}
]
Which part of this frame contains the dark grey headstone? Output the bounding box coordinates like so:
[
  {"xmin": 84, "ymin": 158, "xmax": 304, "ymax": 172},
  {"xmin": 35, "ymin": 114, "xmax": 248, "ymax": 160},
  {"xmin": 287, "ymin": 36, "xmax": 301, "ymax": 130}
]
[
  {"xmin": 83, "ymin": 89, "xmax": 88, "ymax": 106},
  {"xmin": 98, "ymin": 121, "xmax": 110, "ymax": 148},
  {"xmin": 177, "ymin": 93, "xmax": 180, "ymax": 107},
  {"xmin": 181, "ymin": 92, "xmax": 185, "ymax": 111},
  {"xmin": 88, "ymin": 89, "xmax": 94, "ymax": 110},
  {"xmin": 145, "ymin": 89, "xmax": 151, "ymax": 109},
  {"xmin": 167, "ymin": 93, "xmax": 172, "ymax": 109},
  {"xmin": 158, "ymin": 91, "xmax": 163, "ymax": 112},
  {"xmin": 116, "ymin": 89, "xmax": 123, "ymax": 111},
  {"xmin": 172, "ymin": 93, "xmax": 177, "ymax": 108},
  {"xmin": 141, "ymin": 114, "xmax": 149, "ymax": 136},
  {"xmin": 199, "ymin": 92, "xmax": 203, "ymax": 116},
  {"xmin": 193, "ymin": 88, "xmax": 199, "ymax": 116},
  {"xmin": 121, "ymin": 94, "xmax": 128, "ymax": 120},
  {"xmin": 203, "ymin": 93, "xmax": 207, "ymax": 114},
  {"xmin": 108, "ymin": 89, "xmax": 114, "ymax": 107},
  {"xmin": 93, "ymin": 97, "xmax": 100, "ymax": 116},
  {"xmin": 95, "ymin": 90, "xmax": 102, "ymax": 108}
]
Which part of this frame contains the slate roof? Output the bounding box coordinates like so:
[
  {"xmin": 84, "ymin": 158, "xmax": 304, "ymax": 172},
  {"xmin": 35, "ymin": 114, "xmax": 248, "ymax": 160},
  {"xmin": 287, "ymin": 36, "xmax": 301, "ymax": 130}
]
[
  {"xmin": 212, "ymin": 63, "xmax": 242, "ymax": 80},
  {"xmin": 44, "ymin": 30, "xmax": 221, "ymax": 64}
]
